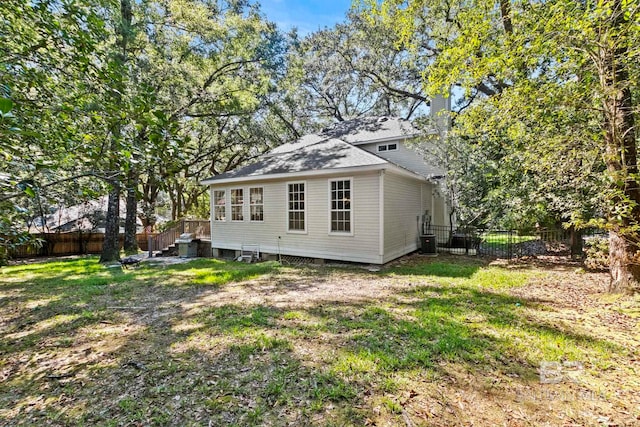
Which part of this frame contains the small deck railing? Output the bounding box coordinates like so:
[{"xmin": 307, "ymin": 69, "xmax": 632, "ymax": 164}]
[{"xmin": 148, "ymin": 219, "xmax": 210, "ymax": 252}]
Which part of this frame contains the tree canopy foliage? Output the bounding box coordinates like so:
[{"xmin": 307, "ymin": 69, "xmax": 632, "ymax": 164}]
[
  {"xmin": 364, "ymin": 0, "xmax": 640, "ymax": 292},
  {"xmin": 288, "ymin": 11, "xmax": 429, "ymax": 123},
  {"xmin": 1, "ymin": 0, "xmax": 294, "ymax": 261},
  {"xmin": 3, "ymin": 0, "xmax": 640, "ymax": 292}
]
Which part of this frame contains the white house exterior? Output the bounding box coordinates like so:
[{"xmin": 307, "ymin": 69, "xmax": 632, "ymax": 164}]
[{"xmin": 201, "ymin": 117, "xmax": 452, "ymax": 264}]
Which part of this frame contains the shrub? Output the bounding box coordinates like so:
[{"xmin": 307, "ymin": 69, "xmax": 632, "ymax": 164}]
[{"xmin": 584, "ymin": 237, "xmax": 609, "ymax": 271}]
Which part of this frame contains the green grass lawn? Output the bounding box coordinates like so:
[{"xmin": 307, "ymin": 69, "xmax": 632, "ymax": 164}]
[
  {"xmin": 480, "ymin": 232, "xmax": 537, "ymax": 243},
  {"xmin": 0, "ymin": 256, "xmax": 637, "ymax": 426}
]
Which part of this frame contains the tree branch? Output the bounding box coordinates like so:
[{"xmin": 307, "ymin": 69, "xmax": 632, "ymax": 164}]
[{"xmin": 0, "ymin": 171, "xmax": 120, "ymax": 203}]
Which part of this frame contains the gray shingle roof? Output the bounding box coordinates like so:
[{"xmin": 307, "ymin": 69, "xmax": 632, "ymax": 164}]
[
  {"xmin": 203, "ymin": 138, "xmax": 387, "ymax": 183},
  {"xmin": 201, "ymin": 117, "xmax": 428, "ymax": 184},
  {"xmin": 267, "ymin": 133, "xmax": 325, "ymax": 155},
  {"xmin": 268, "ymin": 117, "xmax": 417, "ymax": 156},
  {"xmin": 319, "ymin": 117, "xmax": 418, "ymax": 144}
]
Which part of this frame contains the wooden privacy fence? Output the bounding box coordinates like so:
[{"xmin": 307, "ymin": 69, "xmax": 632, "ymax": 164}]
[
  {"xmin": 9, "ymin": 232, "xmax": 158, "ymax": 258},
  {"xmin": 9, "ymin": 219, "xmax": 212, "ymax": 258}
]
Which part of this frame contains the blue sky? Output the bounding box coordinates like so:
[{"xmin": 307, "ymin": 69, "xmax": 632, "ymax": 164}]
[{"xmin": 257, "ymin": 0, "xmax": 355, "ymax": 35}]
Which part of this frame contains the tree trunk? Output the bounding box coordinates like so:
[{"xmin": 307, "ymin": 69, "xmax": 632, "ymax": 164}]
[
  {"xmin": 183, "ymin": 186, "xmax": 208, "ymax": 216},
  {"xmin": 170, "ymin": 188, "xmax": 178, "ymax": 221},
  {"xmin": 123, "ymin": 169, "xmax": 138, "ymax": 254},
  {"xmin": 499, "ymin": 0, "xmax": 513, "ymax": 34},
  {"xmin": 169, "ymin": 181, "xmax": 183, "ymax": 220},
  {"xmin": 100, "ymin": 184, "xmax": 121, "ymax": 262},
  {"xmin": 140, "ymin": 171, "xmax": 160, "ymax": 229},
  {"xmin": 601, "ymin": 0, "xmax": 640, "ymax": 293},
  {"xmin": 100, "ymin": 0, "xmax": 132, "ymax": 263},
  {"xmin": 569, "ymin": 226, "xmax": 583, "ymax": 259},
  {"xmin": 609, "ymin": 230, "xmax": 640, "ymax": 293}
]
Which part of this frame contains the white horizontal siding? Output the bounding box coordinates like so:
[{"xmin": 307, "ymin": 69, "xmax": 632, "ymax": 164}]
[
  {"xmin": 359, "ymin": 140, "xmax": 444, "ymax": 178},
  {"xmin": 209, "ymin": 171, "xmax": 381, "ymax": 264},
  {"xmin": 383, "ymin": 172, "xmax": 423, "ymax": 263},
  {"xmin": 422, "ymin": 183, "xmax": 433, "ymax": 219},
  {"xmin": 432, "ymin": 186, "xmax": 448, "ymax": 227}
]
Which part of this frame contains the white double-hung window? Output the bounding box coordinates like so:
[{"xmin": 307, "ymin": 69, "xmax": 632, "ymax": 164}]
[
  {"xmin": 230, "ymin": 189, "xmax": 244, "ymax": 221},
  {"xmin": 214, "ymin": 190, "xmax": 226, "ymax": 221},
  {"xmin": 329, "ymin": 179, "xmax": 352, "ymax": 234},
  {"xmin": 287, "ymin": 182, "xmax": 306, "ymax": 232},
  {"xmin": 250, "ymin": 187, "xmax": 264, "ymax": 221}
]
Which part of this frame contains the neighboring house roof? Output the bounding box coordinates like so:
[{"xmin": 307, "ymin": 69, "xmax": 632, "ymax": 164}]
[
  {"xmin": 201, "ymin": 117, "xmax": 435, "ymax": 185},
  {"xmin": 29, "ymin": 196, "xmax": 145, "ymax": 233}
]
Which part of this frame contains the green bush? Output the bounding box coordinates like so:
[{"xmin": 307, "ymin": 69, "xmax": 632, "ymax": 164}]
[{"xmin": 584, "ymin": 237, "xmax": 609, "ymax": 271}]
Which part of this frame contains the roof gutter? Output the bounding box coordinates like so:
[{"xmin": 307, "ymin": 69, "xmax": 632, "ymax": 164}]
[
  {"xmin": 201, "ymin": 162, "xmax": 431, "ymax": 186},
  {"xmin": 348, "ymin": 134, "xmax": 419, "ymax": 146},
  {"xmin": 201, "ymin": 164, "xmax": 388, "ymax": 185},
  {"xmin": 347, "ymin": 129, "xmax": 438, "ymax": 146}
]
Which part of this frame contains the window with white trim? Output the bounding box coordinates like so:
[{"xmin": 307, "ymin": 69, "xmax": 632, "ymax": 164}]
[
  {"xmin": 330, "ymin": 179, "xmax": 352, "ymax": 233},
  {"xmin": 214, "ymin": 190, "xmax": 226, "ymax": 221},
  {"xmin": 250, "ymin": 187, "xmax": 263, "ymax": 221},
  {"xmin": 377, "ymin": 143, "xmax": 398, "ymax": 152},
  {"xmin": 230, "ymin": 188, "xmax": 244, "ymax": 221},
  {"xmin": 287, "ymin": 182, "xmax": 305, "ymax": 231}
]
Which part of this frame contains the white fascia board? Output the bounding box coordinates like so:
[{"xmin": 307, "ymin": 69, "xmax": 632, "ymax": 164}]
[
  {"xmin": 200, "ymin": 164, "xmax": 387, "ymax": 186},
  {"xmin": 348, "ymin": 129, "xmax": 439, "ymax": 146},
  {"xmin": 384, "ymin": 163, "xmax": 431, "ymax": 182},
  {"xmin": 348, "ymin": 134, "xmax": 419, "ymax": 146}
]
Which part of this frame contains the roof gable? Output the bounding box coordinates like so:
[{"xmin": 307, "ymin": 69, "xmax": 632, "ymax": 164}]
[
  {"xmin": 201, "ymin": 117, "xmax": 431, "ymax": 185},
  {"xmin": 318, "ymin": 117, "xmax": 418, "ymax": 144},
  {"xmin": 203, "ymin": 138, "xmax": 387, "ymax": 183}
]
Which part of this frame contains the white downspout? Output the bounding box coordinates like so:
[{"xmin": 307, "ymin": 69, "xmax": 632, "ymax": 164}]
[
  {"xmin": 379, "ymin": 169, "xmax": 385, "ymax": 264},
  {"xmin": 209, "ymin": 185, "xmax": 215, "ymax": 255},
  {"xmin": 431, "ymin": 187, "xmax": 436, "ymax": 226}
]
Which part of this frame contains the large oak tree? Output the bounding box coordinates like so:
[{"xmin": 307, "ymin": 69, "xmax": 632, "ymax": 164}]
[{"xmin": 366, "ymin": 0, "xmax": 640, "ymax": 293}]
